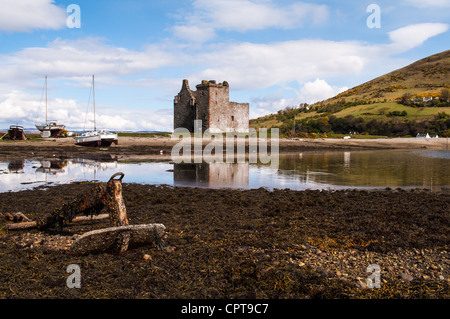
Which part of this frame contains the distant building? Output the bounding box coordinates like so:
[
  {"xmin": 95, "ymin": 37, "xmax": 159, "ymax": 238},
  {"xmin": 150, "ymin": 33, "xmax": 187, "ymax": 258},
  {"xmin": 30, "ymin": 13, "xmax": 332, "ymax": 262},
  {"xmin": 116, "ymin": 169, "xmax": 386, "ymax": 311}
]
[
  {"xmin": 174, "ymin": 79, "xmax": 249, "ymax": 133},
  {"xmin": 416, "ymin": 133, "xmax": 430, "ymax": 138}
]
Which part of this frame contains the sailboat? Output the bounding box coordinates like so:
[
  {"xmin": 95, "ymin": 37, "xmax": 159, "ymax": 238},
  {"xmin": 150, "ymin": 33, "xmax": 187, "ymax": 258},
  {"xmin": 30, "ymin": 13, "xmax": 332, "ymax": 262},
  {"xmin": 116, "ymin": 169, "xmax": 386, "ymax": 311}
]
[
  {"xmin": 74, "ymin": 75, "xmax": 118, "ymax": 147},
  {"xmin": 35, "ymin": 76, "xmax": 65, "ymax": 138}
]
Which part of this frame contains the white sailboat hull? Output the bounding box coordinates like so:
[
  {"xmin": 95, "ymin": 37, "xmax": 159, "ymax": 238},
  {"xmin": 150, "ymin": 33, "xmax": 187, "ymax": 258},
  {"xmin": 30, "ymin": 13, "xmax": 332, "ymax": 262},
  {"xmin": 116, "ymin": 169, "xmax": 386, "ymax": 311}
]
[
  {"xmin": 36, "ymin": 123, "xmax": 65, "ymax": 137},
  {"xmin": 35, "ymin": 124, "xmax": 46, "ymax": 131},
  {"xmin": 74, "ymin": 131, "xmax": 118, "ymax": 147}
]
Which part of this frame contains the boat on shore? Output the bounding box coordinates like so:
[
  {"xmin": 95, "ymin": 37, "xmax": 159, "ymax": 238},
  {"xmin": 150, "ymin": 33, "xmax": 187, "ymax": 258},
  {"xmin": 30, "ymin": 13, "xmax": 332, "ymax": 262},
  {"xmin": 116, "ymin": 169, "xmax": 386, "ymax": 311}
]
[
  {"xmin": 5, "ymin": 125, "xmax": 26, "ymax": 140},
  {"xmin": 36, "ymin": 122, "xmax": 66, "ymax": 138},
  {"xmin": 35, "ymin": 76, "xmax": 65, "ymax": 138},
  {"xmin": 74, "ymin": 75, "xmax": 118, "ymax": 147},
  {"xmin": 74, "ymin": 130, "xmax": 118, "ymax": 147}
]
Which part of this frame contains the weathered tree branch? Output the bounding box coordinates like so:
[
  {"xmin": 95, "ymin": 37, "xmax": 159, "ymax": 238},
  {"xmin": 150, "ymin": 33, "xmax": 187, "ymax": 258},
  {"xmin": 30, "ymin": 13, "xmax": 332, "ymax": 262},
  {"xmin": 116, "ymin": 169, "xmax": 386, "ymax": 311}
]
[
  {"xmin": 6, "ymin": 173, "xmax": 128, "ymax": 231},
  {"xmin": 6, "ymin": 214, "xmax": 110, "ymax": 230}
]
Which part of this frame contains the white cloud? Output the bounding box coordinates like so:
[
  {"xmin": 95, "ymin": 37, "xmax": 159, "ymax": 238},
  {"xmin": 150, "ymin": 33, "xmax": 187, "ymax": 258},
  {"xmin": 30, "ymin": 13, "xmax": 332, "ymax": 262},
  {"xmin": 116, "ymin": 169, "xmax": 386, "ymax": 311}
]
[
  {"xmin": 249, "ymin": 79, "xmax": 347, "ymax": 118},
  {"xmin": 173, "ymin": 0, "xmax": 328, "ymax": 42},
  {"xmin": 250, "ymin": 93, "xmax": 295, "ymax": 119},
  {"xmin": 388, "ymin": 23, "xmax": 449, "ymax": 51},
  {"xmin": 0, "ymin": 0, "xmax": 66, "ymax": 32},
  {"xmin": 299, "ymin": 79, "xmax": 348, "ymax": 104},
  {"xmin": 0, "ymin": 89, "xmax": 174, "ymax": 132},
  {"xmin": 192, "ymin": 39, "xmax": 367, "ymax": 90},
  {"xmin": 0, "ymin": 38, "xmax": 179, "ymax": 88},
  {"xmin": 189, "ymin": 22, "xmax": 448, "ymax": 91},
  {"xmin": 0, "ymin": 90, "xmax": 77, "ymax": 127},
  {"xmin": 172, "ymin": 25, "xmax": 216, "ymax": 43}
]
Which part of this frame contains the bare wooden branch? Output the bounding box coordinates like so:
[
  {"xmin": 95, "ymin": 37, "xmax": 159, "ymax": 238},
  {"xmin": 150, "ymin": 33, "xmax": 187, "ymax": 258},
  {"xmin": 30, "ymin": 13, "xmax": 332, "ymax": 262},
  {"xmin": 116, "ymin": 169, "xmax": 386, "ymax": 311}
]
[
  {"xmin": 6, "ymin": 213, "xmax": 110, "ymax": 230},
  {"xmin": 70, "ymin": 223, "xmax": 166, "ymax": 255},
  {"xmin": 71, "ymin": 213, "xmax": 110, "ymax": 222},
  {"xmin": 6, "ymin": 221, "xmax": 37, "ymax": 230}
]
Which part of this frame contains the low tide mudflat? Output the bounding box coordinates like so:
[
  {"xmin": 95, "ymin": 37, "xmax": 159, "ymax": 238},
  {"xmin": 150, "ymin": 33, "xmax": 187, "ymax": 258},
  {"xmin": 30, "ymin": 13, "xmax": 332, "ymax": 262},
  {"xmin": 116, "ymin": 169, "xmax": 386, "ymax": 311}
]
[{"xmin": 0, "ymin": 183, "xmax": 449, "ymax": 299}]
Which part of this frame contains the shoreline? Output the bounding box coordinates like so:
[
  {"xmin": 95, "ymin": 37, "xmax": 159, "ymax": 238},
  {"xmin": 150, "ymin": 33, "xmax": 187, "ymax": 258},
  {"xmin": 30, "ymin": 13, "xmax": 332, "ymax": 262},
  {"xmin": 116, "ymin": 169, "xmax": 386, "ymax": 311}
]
[{"xmin": 0, "ymin": 136, "xmax": 448, "ymax": 161}]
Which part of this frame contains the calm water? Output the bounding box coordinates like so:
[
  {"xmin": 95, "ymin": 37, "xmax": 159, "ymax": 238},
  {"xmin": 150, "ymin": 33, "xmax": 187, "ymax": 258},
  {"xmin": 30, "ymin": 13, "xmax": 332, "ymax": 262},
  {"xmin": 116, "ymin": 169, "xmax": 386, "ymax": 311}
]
[{"xmin": 0, "ymin": 150, "xmax": 448, "ymax": 193}]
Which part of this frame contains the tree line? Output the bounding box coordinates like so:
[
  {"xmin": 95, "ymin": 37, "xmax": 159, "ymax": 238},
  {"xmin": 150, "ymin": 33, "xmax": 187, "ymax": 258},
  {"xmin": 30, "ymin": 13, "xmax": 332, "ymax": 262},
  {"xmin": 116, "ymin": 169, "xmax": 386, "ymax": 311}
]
[
  {"xmin": 399, "ymin": 89, "xmax": 450, "ymax": 108},
  {"xmin": 279, "ymin": 113, "xmax": 450, "ymax": 137}
]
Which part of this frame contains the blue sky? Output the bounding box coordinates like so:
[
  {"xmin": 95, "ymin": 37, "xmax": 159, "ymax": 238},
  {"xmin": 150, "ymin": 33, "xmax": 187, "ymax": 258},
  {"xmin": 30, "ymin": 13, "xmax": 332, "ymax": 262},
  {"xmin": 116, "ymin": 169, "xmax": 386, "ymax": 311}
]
[{"xmin": 0, "ymin": 0, "xmax": 449, "ymax": 131}]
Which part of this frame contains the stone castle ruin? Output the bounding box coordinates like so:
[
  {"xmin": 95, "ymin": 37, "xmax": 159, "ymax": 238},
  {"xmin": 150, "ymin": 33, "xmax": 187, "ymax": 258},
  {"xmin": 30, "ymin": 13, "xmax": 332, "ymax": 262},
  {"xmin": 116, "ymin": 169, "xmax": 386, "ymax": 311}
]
[{"xmin": 174, "ymin": 79, "xmax": 249, "ymax": 133}]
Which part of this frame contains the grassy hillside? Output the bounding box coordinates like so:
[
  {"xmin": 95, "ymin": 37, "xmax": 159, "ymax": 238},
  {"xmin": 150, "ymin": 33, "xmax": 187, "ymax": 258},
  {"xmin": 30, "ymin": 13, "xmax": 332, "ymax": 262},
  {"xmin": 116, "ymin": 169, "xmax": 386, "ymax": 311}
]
[
  {"xmin": 250, "ymin": 50, "xmax": 450, "ymax": 137},
  {"xmin": 322, "ymin": 50, "xmax": 450, "ymax": 105},
  {"xmin": 332, "ymin": 102, "xmax": 450, "ymax": 120}
]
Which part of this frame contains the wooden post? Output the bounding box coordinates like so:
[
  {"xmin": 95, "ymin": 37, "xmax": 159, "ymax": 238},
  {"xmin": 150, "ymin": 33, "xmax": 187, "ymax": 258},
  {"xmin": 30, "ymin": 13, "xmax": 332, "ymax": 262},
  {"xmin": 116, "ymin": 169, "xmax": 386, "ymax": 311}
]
[{"xmin": 106, "ymin": 173, "xmax": 129, "ymax": 227}]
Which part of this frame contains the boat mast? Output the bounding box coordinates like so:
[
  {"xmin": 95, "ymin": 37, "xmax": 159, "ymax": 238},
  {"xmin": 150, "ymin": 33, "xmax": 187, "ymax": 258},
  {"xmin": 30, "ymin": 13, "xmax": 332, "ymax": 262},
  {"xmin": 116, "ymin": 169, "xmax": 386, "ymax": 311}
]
[
  {"xmin": 45, "ymin": 75, "xmax": 48, "ymax": 124},
  {"xmin": 93, "ymin": 74, "xmax": 96, "ymax": 131}
]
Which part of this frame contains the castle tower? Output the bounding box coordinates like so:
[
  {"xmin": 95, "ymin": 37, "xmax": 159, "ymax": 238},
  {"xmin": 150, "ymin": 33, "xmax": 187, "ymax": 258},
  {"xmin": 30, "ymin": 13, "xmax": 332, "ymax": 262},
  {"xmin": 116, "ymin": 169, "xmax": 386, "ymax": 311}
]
[
  {"xmin": 174, "ymin": 79, "xmax": 196, "ymax": 132},
  {"xmin": 174, "ymin": 79, "xmax": 249, "ymax": 133}
]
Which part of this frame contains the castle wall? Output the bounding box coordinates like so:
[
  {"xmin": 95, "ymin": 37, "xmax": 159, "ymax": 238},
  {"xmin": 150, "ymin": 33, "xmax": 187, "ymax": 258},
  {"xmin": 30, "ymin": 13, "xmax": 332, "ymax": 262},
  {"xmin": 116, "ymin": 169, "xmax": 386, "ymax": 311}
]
[
  {"xmin": 226, "ymin": 102, "xmax": 249, "ymax": 133},
  {"xmin": 174, "ymin": 79, "xmax": 249, "ymax": 133}
]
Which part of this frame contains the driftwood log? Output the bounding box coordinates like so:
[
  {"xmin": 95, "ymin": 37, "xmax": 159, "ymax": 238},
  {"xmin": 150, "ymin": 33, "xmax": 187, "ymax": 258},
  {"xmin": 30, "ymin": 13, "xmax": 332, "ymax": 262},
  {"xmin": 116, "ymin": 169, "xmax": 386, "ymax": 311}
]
[
  {"xmin": 7, "ymin": 172, "xmax": 129, "ymax": 231},
  {"xmin": 5, "ymin": 173, "xmax": 167, "ymax": 255},
  {"xmin": 70, "ymin": 224, "xmax": 166, "ymax": 255}
]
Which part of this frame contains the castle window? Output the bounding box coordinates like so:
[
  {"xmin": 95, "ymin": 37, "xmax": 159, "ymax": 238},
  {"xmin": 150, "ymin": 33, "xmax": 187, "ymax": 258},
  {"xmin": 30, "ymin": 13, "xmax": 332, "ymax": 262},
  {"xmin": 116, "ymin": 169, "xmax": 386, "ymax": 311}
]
[{"xmin": 231, "ymin": 116, "xmax": 235, "ymax": 121}]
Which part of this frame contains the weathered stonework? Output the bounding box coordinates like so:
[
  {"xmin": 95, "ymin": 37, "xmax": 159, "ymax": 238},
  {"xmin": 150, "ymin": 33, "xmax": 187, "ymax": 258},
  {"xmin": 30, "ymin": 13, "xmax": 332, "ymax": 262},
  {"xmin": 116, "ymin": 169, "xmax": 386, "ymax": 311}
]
[{"xmin": 174, "ymin": 79, "xmax": 249, "ymax": 133}]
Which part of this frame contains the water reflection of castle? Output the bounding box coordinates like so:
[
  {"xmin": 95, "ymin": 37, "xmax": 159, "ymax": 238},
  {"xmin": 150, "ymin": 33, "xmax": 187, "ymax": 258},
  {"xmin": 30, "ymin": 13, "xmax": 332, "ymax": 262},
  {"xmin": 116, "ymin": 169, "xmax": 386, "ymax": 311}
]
[{"xmin": 174, "ymin": 163, "xmax": 249, "ymax": 188}]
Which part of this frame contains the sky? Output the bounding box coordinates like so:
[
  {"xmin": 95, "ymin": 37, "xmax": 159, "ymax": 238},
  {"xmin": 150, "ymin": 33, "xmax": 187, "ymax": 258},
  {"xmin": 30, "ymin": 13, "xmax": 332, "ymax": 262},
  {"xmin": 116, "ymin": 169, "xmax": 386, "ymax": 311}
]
[{"xmin": 0, "ymin": 0, "xmax": 449, "ymax": 132}]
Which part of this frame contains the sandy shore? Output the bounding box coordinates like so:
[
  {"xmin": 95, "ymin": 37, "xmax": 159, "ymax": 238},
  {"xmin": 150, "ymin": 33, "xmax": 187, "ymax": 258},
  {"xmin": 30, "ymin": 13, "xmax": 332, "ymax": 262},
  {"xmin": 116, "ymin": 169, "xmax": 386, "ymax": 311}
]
[{"xmin": 0, "ymin": 136, "xmax": 448, "ymax": 161}]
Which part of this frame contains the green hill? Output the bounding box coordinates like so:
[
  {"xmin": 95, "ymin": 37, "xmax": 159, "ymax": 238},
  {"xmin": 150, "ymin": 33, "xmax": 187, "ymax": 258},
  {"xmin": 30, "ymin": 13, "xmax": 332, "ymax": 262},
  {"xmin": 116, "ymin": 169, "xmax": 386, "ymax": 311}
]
[
  {"xmin": 251, "ymin": 50, "xmax": 450, "ymax": 137},
  {"xmin": 322, "ymin": 49, "xmax": 450, "ymax": 104}
]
